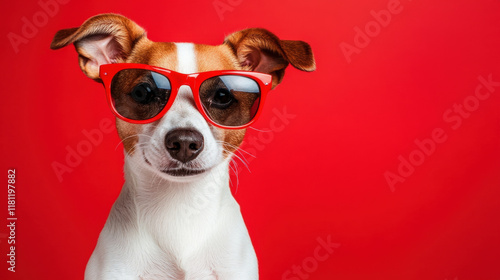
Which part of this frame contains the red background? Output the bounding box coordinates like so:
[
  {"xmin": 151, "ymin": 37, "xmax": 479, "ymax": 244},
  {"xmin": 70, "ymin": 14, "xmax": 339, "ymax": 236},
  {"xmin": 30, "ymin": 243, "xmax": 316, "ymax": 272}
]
[{"xmin": 1, "ymin": 0, "xmax": 500, "ymax": 279}]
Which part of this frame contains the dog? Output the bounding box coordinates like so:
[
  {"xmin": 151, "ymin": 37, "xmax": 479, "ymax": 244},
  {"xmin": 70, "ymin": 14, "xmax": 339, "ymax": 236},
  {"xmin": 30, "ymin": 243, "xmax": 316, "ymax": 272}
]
[{"xmin": 51, "ymin": 13, "xmax": 315, "ymax": 280}]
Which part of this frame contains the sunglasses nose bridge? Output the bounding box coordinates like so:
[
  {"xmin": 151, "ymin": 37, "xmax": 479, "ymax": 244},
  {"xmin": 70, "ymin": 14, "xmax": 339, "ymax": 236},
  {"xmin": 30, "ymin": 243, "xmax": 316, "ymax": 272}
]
[
  {"xmin": 172, "ymin": 73, "xmax": 198, "ymax": 93},
  {"xmin": 174, "ymin": 74, "xmax": 201, "ymax": 104}
]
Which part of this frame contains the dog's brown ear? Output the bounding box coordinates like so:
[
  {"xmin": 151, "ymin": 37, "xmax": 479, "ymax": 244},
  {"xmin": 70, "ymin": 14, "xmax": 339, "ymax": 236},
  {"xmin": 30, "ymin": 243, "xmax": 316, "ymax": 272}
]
[
  {"xmin": 50, "ymin": 13, "xmax": 146, "ymax": 81},
  {"xmin": 224, "ymin": 28, "xmax": 315, "ymax": 88}
]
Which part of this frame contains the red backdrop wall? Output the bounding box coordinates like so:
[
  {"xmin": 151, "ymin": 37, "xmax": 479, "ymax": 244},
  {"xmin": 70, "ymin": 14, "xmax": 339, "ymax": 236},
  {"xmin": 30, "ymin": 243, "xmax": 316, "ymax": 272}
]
[{"xmin": 1, "ymin": 0, "xmax": 500, "ymax": 279}]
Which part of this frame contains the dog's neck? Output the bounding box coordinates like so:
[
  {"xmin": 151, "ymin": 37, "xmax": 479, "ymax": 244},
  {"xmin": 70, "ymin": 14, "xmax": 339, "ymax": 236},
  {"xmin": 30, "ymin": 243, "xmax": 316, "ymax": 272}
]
[{"xmin": 118, "ymin": 153, "xmax": 235, "ymax": 231}]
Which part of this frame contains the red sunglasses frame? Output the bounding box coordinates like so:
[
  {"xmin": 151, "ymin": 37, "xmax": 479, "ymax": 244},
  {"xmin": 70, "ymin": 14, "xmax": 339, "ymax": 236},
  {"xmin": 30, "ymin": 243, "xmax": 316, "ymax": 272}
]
[{"xmin": 99, "ymin": 63, "xmax": 273, "ymax": 129}]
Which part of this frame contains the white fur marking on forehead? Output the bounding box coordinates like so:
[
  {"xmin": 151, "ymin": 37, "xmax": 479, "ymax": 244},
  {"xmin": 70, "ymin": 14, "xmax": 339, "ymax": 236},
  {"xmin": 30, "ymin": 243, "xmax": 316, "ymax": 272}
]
[{"xmin": 175, "ymin": 43, "xmax": 197, "ymax": 74}]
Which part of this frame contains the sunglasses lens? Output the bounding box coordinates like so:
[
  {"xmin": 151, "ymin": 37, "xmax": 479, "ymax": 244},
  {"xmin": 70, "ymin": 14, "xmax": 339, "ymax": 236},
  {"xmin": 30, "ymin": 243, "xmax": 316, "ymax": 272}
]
[
  {"xmin": 199, "ymin": 75, "xmax": 261, "ymax": 127},
  {"xmin": 110, "ymin": 69, "xmax": 171, "ymax": 121}
]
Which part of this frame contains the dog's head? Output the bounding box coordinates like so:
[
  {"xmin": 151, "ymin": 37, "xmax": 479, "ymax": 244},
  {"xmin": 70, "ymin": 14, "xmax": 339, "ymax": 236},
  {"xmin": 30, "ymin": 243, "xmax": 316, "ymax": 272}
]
[{"xmin": 51, "ymin": 13, "xmax": 315, "ymax": 181}]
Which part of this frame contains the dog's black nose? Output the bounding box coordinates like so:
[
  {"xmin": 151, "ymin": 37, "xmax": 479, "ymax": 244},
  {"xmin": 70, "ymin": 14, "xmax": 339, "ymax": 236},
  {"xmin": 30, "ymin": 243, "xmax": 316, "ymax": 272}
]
[{"xmin": 165, "ymin": 129, "xmax": 204, "ymax": 163}]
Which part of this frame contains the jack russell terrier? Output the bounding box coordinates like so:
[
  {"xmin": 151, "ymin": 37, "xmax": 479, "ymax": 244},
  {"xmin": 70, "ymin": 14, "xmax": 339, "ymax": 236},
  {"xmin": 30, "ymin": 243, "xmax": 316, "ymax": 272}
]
[{"xmin": 51, "ymin": 13, "xmax": 315, "ymax": 280}]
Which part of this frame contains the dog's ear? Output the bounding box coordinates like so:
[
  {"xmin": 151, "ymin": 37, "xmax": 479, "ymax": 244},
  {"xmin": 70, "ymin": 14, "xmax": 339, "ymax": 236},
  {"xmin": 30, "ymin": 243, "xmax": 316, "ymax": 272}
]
[
  {"xmin": 50, "ymin": 13, "xmax": 146, "ymax": 81},
  {"xmin": 224, "ymin": 28, "xmax": 315, "ymax": 88}
]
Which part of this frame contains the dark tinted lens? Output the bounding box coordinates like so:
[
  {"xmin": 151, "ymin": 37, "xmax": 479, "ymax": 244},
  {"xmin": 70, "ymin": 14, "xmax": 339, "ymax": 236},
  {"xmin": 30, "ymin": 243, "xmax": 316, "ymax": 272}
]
[
  {"xmin": 199, "ymin": 75, "xmax": 261, "ymax": 127},
  {"xmin": 110, "ymin": 69, "xmax": 171, "ymax": 121}
]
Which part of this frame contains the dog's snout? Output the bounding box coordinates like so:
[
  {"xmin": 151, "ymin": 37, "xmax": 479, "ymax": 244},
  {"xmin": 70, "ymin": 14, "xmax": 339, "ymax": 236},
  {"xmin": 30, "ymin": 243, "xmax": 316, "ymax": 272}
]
[{"xmin": 165, "ymin": 129, "xmax": 204, "ymax": 163}]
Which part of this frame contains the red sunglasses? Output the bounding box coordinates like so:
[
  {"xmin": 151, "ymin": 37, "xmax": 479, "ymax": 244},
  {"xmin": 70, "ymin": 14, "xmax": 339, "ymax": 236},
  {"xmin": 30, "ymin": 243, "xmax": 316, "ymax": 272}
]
[{"xmin": 99, "ymin": 63, "xmax": 273, "ymax": 129}]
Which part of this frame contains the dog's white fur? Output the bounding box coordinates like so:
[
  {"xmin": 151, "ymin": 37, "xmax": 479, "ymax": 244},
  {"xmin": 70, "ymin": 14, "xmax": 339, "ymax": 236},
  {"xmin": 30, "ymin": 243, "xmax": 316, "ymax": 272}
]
[{"xmin": 85, "ymin": 43, "xmax": 258, "ymax": 280}]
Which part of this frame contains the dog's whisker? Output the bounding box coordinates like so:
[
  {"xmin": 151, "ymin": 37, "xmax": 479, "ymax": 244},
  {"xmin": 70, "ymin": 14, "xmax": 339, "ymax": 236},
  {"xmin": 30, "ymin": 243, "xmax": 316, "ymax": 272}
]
[
  {"xmin": 228, "ymin": 160, "xmax": 240, "ymax": 194},
  {"xmin": 247, "ymin": 126, "xmax": 272, "ymax": 133},
  {"xmin": 231, "ymin": 152, "xmax": 251, "ymax": 172},
  {"xmin": 221, "ymin": 147, "xmax": 251, "ymax": 174},
  {"xmin": 216, "ymin": 140, "xmax": 256, "ymax": 159},
  {"xmin": 114, "ymin": 133, "xmax": 155, "ymax": 151}
]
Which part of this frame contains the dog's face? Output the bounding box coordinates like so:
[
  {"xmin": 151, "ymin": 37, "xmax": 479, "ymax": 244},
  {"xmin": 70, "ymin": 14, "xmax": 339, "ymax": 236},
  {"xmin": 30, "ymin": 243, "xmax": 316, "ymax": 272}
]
[
  {"xmin": 116, "ymin": 42, "xmax": 249, "ymax": 179},
  {"xmin": 51, "ymin": 14, "xmax": 315, "ymax": 180}
]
